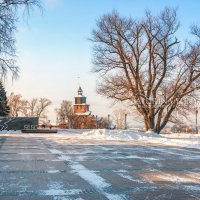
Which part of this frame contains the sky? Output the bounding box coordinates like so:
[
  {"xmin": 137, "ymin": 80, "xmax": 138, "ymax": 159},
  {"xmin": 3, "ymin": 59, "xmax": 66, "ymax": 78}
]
[{"xmin": 5, "ymin": 0, "xmax": 200, "ymax": 124}]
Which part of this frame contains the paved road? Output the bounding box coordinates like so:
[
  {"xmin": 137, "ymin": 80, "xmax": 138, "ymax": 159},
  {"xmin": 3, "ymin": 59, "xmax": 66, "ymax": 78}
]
[{"xmin": 0, "ymin": 134, "xmax": 200, "ymax": 200}]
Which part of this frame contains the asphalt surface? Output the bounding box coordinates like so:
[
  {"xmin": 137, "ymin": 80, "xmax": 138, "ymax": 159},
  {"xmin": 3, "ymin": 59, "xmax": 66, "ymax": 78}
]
[{"xmin": 0, "ymin": 134, "xmax": 200, "ymax": 200}]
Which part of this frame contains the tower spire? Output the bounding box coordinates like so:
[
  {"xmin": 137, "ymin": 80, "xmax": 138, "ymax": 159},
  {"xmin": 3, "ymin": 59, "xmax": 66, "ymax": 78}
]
[{"xmin": 78, "ymin": 86, "xmax": 83, "ymax": 95}]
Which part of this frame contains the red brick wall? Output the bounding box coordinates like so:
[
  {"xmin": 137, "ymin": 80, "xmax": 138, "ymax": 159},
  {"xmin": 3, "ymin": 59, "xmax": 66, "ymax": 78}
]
[{"xmin": 74, "ymin": 105, "xmax": 89, "ymax": 113}]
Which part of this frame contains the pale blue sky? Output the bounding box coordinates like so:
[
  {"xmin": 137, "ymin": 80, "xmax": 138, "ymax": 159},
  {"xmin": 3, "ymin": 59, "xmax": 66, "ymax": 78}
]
[{"xmin": 5, "ymin": 0, "xmax": 200, "ymax": 123}]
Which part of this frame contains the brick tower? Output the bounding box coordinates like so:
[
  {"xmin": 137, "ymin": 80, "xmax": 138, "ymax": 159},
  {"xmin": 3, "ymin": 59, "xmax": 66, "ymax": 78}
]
[{"xmin": 74, "ymin": 86, "xmax": 90, "ymax": 115}]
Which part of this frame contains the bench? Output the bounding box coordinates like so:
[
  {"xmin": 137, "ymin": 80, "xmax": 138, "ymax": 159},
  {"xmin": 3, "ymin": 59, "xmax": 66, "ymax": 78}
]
[{"xmin": 21, "ymin": 129, "xmax": 58, "ymax": 133}]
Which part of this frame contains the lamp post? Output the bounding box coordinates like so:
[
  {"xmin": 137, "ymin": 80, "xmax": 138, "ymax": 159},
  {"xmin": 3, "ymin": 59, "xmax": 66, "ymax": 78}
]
[
  {"xmin": 108, "ymin": 114, "xmax": 110, "ymax": 129},
  {"xmin": 56, "ymin": 117, "xmax": 59, "ymax": 127},
  {"xmin": 124, "ymin": 114, "xmax": 127, "ymax": 130},
  {"xmin": 62, "ymin": 117, "xmax": 65, "ymax": 129},
  {"xmin": 196, "ymin": 109, "xmax": 198, "ymax": 134},
  {"xmin": 96, "ymin": 115, "xmax": 98, "ymax": 129}
]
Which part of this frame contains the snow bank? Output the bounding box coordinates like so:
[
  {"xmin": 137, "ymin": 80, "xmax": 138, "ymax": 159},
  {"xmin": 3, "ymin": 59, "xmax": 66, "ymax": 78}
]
[
  {"xmin": 79, "ymin": 129, "xmax": 200, "ymax": 149},
  {"xmin": 80, "ymin": 129, "xmax": 158, "ymax": 140},
  {"xmin": 0, "ymin": 128, "xmax": 200, "ymax": 149}
]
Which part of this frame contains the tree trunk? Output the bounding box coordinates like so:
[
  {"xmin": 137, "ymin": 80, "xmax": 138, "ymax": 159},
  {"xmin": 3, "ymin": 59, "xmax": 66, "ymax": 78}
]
[{"xmin": 144, "ymin": 116, "xmax": 162, "ymax": 133}]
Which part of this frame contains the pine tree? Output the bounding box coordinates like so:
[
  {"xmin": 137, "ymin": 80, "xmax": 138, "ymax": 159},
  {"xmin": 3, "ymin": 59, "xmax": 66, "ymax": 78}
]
[{"xmin": 0, "ymin": 82, "xmax": 9, "ymax": 116}]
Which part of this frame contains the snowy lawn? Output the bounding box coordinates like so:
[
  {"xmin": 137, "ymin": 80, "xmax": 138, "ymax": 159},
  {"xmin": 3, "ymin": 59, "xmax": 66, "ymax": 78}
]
[
  {"xmin": 64, "ymin": 129, "xmax": 200, "ymax": 149},
  {"xmin": 1, "ymin": 129, "xmax": 200, "ymax": 149}
]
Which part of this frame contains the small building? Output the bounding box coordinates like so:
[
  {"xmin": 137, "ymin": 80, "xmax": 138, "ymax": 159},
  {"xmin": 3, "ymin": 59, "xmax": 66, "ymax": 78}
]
[{"xmin": 73, "ymin": 86, "xmax": 106, "ymax": 129}]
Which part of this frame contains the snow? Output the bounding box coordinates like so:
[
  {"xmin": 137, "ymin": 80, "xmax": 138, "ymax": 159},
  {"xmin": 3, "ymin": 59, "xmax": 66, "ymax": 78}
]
[
  {"xmin": 75, "ymin": 111, "xmax": 91, "ymax": 116},
  {"xmin": 79, "ymin": 129, "xmax": 159, "ymax": 140},
  {"xmin": 40, "ymin": 181, "xmax": 83, "ymax": 196},
  {"xmin": 51, "ymin": 147, "xmax": 127, "ymax": 200},
  {"xmin": 55, "ymin": 152, "xmax": 111, "ymax": 188},
  {"xmin": 71, "ymin": 163, "xmax": 110, "ymax": 188},
  {"xmin": 0, "ymin": 130, "xmax": 21, "ymax": 133},
  {"xmin": 1, "ymin": 128, "xmax": 200, "ymax": 149},
  {"xmin": 184, "ymin": 185, "xmax": 200, "ymax": 191},
  {"xmin": 49, "ymin": 149, "xmax": 63, "ymax": 154},
  {"xmin": 118, "ymin": 173, "xmax": 146, "ymax": 183},
  {"xmin": 76, "ymin": 129, "xmax": 200, "ymax": 149},
  {"xmin": 47, "ymin": 170, "xmax": 60, "ymax": 173},
  {"xmin": 41, "ymin": 189, "xmax": 82, "ymax": 196},
  {"xmin": 104, "ymin": 194, "xmax": 127, "ymax": 200},
  {"xmin": 58, "ymin": 155, "xmax": 71, "ymax": 161}
]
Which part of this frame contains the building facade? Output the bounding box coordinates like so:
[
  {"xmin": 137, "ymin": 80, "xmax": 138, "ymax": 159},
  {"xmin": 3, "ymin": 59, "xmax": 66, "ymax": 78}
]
[{"xmin": 74, "ymin": 86, "xmax": 91, "ymax": 115}]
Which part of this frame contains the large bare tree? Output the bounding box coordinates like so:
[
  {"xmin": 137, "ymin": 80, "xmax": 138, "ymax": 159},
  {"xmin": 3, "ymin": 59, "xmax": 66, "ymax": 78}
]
[
  {"xmin": 8, "ymin": 94, "xmax": 52, "ymax": 119},
  {"xmin": 33, "ymin": 98, "xmax": 52, "ymax": 118},
  {"xmin": 91, "ymin": 8, "xmax": 200, "ymax": 133},
  {"xmin": 23, "ymin": 98, "xmax": 52, "ymax": 118},
  {"xmin": 55, "ymin": 100, "xmax": 75, "ymax": 128},
  {"xmin": 0, "ymin": 0, "xmax": 41, "ymax": 79},
  {"xmin": 27, "ymin": 98, "xmax": 38, "ymax": 116}
]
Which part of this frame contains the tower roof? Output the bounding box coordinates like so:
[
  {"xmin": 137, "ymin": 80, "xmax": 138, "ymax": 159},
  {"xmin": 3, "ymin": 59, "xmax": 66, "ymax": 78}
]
[{"xmin": 78, "ymin": 86, "xmax": 83, "ymax": 95}]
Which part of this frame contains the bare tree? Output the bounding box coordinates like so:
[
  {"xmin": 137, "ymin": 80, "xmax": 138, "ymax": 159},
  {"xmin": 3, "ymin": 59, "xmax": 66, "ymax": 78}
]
[
  {"xmin": 91, "ymin": 8, "xmax": 200, "ymax": 133},
  {"xmin": 112, "ymin": 108, "xmax": 128, "ymax": 129},
  {"xmin": 8, "ymin": 92, "xmax": 27, "ymax": 116},
  {"xmin": 27, "ymin": 98, "xmax": 38, "ymax": 116},
  {"xmin": 34, "ymin": 98, "xmax": 52, "ymax": 118},
  {"xmin": 55, "ymin": 100, "xmax": 74, "ymax": 128},
  {"xmin": 10, "ymin": 96, "xmax": 51, "ymax": 119},
  {"xmin": 191, "ymin": 25, "xmax": 200, "ymax": 39},
  {"xmin": 8, "ymin": 93, "xmax": 51, "ymax": 120},
  {"xmin": 0, "ymin": 0, "xmax": 41, "ymax": 79}
]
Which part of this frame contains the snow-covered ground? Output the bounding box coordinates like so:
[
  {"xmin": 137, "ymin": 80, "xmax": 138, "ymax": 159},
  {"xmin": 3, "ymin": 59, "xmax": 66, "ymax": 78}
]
[
  {"xmin": 1, "ymin": 129, "xmax": 200, "ymax": 149},
  {"xmin": 0, "ymin": 129, "xmax": 200, "ymax": 199},
  {"xmin": 69, "ymin": 129, "xmax": 200, "ymax": 149}
]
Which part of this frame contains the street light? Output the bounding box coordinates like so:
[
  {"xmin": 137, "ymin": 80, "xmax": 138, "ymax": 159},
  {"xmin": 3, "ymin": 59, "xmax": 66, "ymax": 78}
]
[
  {"xmin": 125, "ymin": 114, "xmax": 127, "ymax": 130},
  {"xmin": 96, "ymin": 115, "xmax": 98, "ymax": 129},
  {"xmin": 196, "ymin": 109, "xmax": 198, "ymax": 134},
  {"xmin": 108, "ymin": 114, "xmax": 110, "ymax": 129}
]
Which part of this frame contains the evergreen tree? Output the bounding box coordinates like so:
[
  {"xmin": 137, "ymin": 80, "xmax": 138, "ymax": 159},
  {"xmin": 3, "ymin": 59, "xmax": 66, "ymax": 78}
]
[{"xmin": 0, "ymin": 82, "xmax": 9, "ymax": 116}]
